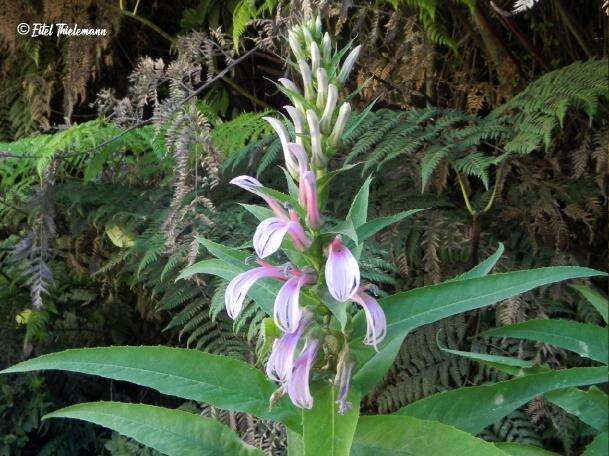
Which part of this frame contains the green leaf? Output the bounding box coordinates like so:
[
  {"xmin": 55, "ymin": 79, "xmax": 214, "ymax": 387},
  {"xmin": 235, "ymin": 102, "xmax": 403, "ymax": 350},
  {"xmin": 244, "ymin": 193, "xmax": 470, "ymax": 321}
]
[
  {"xmin": 583, "ymin": 432, "xmax": 608, "ymax": 456},
  {"xmin": 44, "ymin": 402, "xmax": 263, "ymax": 456},
  {"xmin": 439, "ymin": 346, "xmax": 537, "ymax": 376},
  {"xmin": 494, "ymin": 443, "xmax": 559, "ymax": 455},
  {"xmin": 570, "ymin": 284, "xmax": 608, "ymax": 324},
  {"xmin": 452, "ymin": 242, "xmax": 505, "ymax": 281},
  {"xmin": 317, "ymin": 164, "xmax": 359, "ymax": 195},
  {"xmin": 256, "ymin": 186, "xmax": 306, "ymax": 219},
  {"xmin": 287, "ymin": 429, "xmax": 305, "ymax": 456},
  {"xmin": 545, "ymin": 386, "xmax": 608, "ymax": 432},
  {"xmin": 239, "ymin": 203, "xmax": 274, "ymax": 221},
  {"xmin": 480, "ymin": 319, "xmax": 608, "ymax": 364},
  {"xmin": 320, "ymin": 219, "xmax": 358, "ymax": 244},
  {"xmin": 351, "ymin": 415, "xmax": 507, "ymax": 455},
  {"xmin": 1, "ymin": 346, "xmax": 299, "ymax": 429},
  {"xmin": 356, "ymin": 209, "xmax": 422, "ymax": 243},
  {"xmin": 195, "ymin": 237, "xmax": 249, "ymax": 266},
  {"xmin": 347, "ymin": 175, "xmax": 372, "ymax": 228},
  {"xmin": 302, "ymin": 383, "xmax": 360, "ymax": 456},
  {"xmin": 395, "ymin": 366, "xmax": 608, "ymax": 434},
  {"xmin": 351, "ymin": 266, "xmax": 605, "ymax": 394}
]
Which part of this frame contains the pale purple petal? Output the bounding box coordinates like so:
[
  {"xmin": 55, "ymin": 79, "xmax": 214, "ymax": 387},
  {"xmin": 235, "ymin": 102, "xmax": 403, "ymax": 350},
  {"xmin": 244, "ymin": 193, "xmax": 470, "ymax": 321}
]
[
  {"xmin": 230, "ymin": 175, "xmax": 288, "ymax": 220},
  {"xmin": 225, "ymin": 266, "xmax": 285, "ymax": 319},
  {"xmin": 325, "ymin": 236, "xmax": 360, "ymax": 302},
  {"xmin": 352, "ymin": 290, "xmax": 387, "ymax": 351},
  {"xmin": 266, "ymin": 313, "xmax": 310, "ymax": 382},
  {"xmin": 286, "ymin": 213, "xmax": 311, "ymax": 251},
  {"xmin": 253, "ymin": 218, "xmax": 291, "ymax": 258},
  {"xmin": 287, "ymin": 339, "xmax": 319, "ymax": 409},
  {"xmin": 336, "ymin": 361, "xmax": 354, "ymax": 415},
  {"xmin": 274, "ymin": 276, "xmax": 305, "ymax": 333}
]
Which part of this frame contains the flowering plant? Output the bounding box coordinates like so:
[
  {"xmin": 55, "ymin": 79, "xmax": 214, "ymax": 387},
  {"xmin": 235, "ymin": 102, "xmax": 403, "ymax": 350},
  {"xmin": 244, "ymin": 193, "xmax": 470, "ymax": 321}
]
[{"xmin": 1, "ymin": 15, "xmax": 604, "ymax": 456}]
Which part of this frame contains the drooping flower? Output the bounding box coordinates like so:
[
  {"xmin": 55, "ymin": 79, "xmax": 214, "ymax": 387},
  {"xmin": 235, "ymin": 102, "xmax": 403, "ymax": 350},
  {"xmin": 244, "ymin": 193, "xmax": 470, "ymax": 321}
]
[
  {"xmin": 230, "ymin": 175, "xmax": 288, "ymax": 220},
  {"xmin": 266, "ymin": 312, "xmax": 311, "ymax": 382},
  {"xmin": 253, "ymin": 211, "xmax": 310, "ymax": 258},
  {"xmin": 225, "ymin": 263, "xmax": 286, "ymax": 319},
  {"xmin": 325, "ymin": 236, "xmax": 360, "ymax": 302},
  {"xmin": 335, "ymin": 360, "xmax": 354, "ymax": 415},
  {"xmin": 287, "ymin": 339, "xmax": 319, "ymax": 409},
  {"xmin": 274, "ymin": 269, "xmax": 316, "ymax": 333},
  {"xmin": 352, "ymin": 287, "xmax": 387, "ymax": 351}
]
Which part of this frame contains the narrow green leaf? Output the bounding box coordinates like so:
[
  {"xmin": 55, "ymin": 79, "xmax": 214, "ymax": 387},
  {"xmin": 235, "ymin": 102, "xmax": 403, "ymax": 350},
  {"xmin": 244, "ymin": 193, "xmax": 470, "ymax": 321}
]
[
  {"xmin": 317, "ymin": 164, "xmax": 359, "ymax": 195},
  {"xmin": 356, "ymin": 209, "xmax": 422, "ymax": 242},
  {"xmin": 302, "ymin": 383, "xmax": 360, "ymax": 456},
  {"xmin": 1, "ymin": 346, "xmax": 299, "ymax": 429},
  {"xmin": 350, "ymin": 267, "xmax": 605, "ymax": 394},
  {"xmin": 570, "ymin": 284, "xmax": 608, "ymax": 324},
  {"xmin": 287, "ymin": 429, "xmax": 305, "ymax": 456},
  {"xmin": 583, "ymin": 432, "xmax": 608, "ymax": 456},
  {"xmin": 351, "ymin": 415, "xmax": 507, "ymax": 456},
  {"xmin": 480, "ymin": 319, "xmax": 608, "ymax": 364},
  {"xmin": 494, "ymin": 443, "xmax": 559, "ymax": 455},
  {"xmin": 195, "ymin": 237, "xmax": 249, "ymax": 266},
  {"xmin": 44, "ymin": 402, "xmax": 263, "ymax": 456},
  {"xmin": 320, "ymin": 219, "xmax": 358, "ymax": 244},
  {"xmin": 452, "ymin": 242, "xmax": 505, "ymax": 281},
  {"xmin": 439, "ymin": 346, "xmax": 536, "ymax": 370},
  {"xmin": 395, "ymin": 366, "xmax": 608, "ymax": 434},
  {"xmin": 546, "ymin": 386, "xmax": 608, "ymax": 432},
  {"xmin": 347, "ymin": 175, "xmax": 372, "ymax": 228},
  {"xmin": 239, "ymin": 203, "xmax": 274, "ymax": 221}
]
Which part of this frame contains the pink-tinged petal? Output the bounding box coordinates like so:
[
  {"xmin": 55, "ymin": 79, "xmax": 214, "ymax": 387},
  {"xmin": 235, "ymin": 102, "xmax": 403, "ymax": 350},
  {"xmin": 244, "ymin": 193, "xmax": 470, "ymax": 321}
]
[
  {"xmin": 301, "ymin": 171, "xmax": 320, "ymax": 229},
  {"xmin": 253, "ymin": 218, "xmax": 291, "ymax": 258},
  {"xmin": 336, "ymin": 361, "xmax": 354, "ymax": 415},
  {"xmin": 287, "ymin": 339, "xmax": 319, "ymax": 409},
  {"xmin": 274, "ymin": 276, "xmax": 306, "ymax": 333},
  {"xmin": 230, "ymin": 175, "xmax": 288, "ymax": 220},
  {"xmin": 225, "ymin": 266, "xmax": 285, "ymax": 319},
  {"xmin": 266, "ymin": 314, "xmax": 311, "ymax": 382},
  {"xmin": 352, "ymin": 290, "xmax": 387, "ymax": 351},
  {"xmin": 325, "ymin": 236, "xmax": 360, "ymax": 302},
  {"xmin": 287, "ymin": 143, "xmax": 309, "ymax": 177},
  {"xmin": 286, "ymin": 212, "xmax": 311, "ymax": 251}
]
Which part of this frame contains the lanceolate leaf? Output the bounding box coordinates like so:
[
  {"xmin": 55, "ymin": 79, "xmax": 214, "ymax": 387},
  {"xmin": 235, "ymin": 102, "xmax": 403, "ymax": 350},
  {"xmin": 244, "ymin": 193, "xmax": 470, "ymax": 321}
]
[
  {"xmin": 44, "ymin": 402, "xmax": 264, "ymax": 456},
  {"xmin": 351, "ymin": 415, "xmax": 507, "ymax": 456},
  {"xmin": 583, "ymin": 432, "xmax": 608, "ymax": 456},
  {"xmin": 494, "ymin": 443, "xmax": 560, "ymax": 455},
  {"xmin": 545, "ymin": 386, "xmax": 608, "ymax": 432},
  {"xmin": 355, "ymin": 209, "xmax": 422, "ymax": 242},
  {"xmin": 350, "ymin": 266, "xmax": 605, "ymax": 394},
  {"xmin": 395, "ymin": 366, "xmax": 608, "ymax": 434},
  {"xmin": 1, "ymin": 346, "xmax": 299, "ymax": 430},
  {"xmin": 570, "ymin": 284, "xmax": 608, "ymax": 324},
  {"xmin": 480, "ymin": 319, "xmax": 608, "ymax": 364},
  {"xmin": 302, "ymin": 383, "xmax": 360, "ymax": 456},
  {"xmin": 452, "ymin": 242, "xmax": 504, "ymax": 281},
  {"xmin": 347, "ymin": 175, "xmax": 372, "ymax": 228}
]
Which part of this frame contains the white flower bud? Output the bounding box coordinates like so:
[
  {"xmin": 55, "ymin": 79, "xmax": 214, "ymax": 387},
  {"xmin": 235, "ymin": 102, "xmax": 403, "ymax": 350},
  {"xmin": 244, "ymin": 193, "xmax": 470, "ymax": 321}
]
[
  {"xmin": 322, "ymin": 33, "xmax": 332, "ymax": 63},
  {"xmin": 302, "ymin": 27, "xmax": 313, "ymax": 50},
  {"xmin": 279, "ymin": 78, "xmax": 305, "ymax": 113},
  {"xmin": 315, "ymin": 15, "xmax": 322, "ymax": 35},
  {"xmin": 285, "ymin": 105, "xmax": 306, "ymax": 148},
  {"xmin": 337, "ymin": 45, "xmax": 362, "ymax": 84},
  {"xmin": 310, "ymin": 41, "xmax": 321, "ymax": 74},
  {"xmin": 320, "ymin": 84, "xmax": 338, "ymax": 134},
  {"xmin": 329, "ymin": 102, "xmax": 351, "ymax": 146},
  {"xmin": 306, "ymin": 109, "xmax": 324, "ymax": 168},
  {"xmin": 298, "ymin": 59, "xmax": 314, "ymax": 102},
  {"xmin": 264, "ymin": 116, "xmax": 299, "ymax": 178},
  {"xmin": 288, "ymin": 30, "xmax": 305, "ymax": 61},
  {"xmin": 316, "ymin": 68, "xmax": 328, "ymax": 110}
]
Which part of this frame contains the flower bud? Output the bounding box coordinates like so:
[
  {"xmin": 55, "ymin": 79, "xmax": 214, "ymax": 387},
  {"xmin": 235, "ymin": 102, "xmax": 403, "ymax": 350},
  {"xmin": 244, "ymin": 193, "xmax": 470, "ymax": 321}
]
[
  {"xmin": 298, "ymin": 59, "xmax": 314, "ymax": 102},
  {"xmin": 301, "ymin": 26, "xmax": 313, "ymax": 50},
  {"xmin": 306, "ymin": 109, "xmax": 324, "ymax": 168},
  {"xmin": 285, "ymin": 106, "xmax": 306, "ymax": 148},
  {"xmin": 310, "ymin": 41, "xmax": 321, "ymax": 74},
  {"xmin": 320, "ymin": 84, "xmax": 338, "ymax": 134},
  {"xmin": 329, "ymin": 102, "xmax": 351, "ymax": 146},
  {"xmin": 337, "ymin": 45, "xmax": 361, "ymax": 84},
  {"xmin": 288, "ymin": 30, "xmax": 305, "ymax": 61},
  {"xmin": 316, "ymin": 68, "xmax": 328, "ymax": 110},
  {"xmin": 315, "ymin": 15, "xmax": 322, "ymax": 35},
  {"xmin": 322, "ymin": 33, "xmax": 332, "ymax": 63}
]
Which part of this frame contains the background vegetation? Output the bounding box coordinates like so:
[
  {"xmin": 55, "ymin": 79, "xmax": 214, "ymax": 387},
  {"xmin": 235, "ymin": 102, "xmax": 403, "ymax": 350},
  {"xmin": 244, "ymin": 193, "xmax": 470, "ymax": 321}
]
[{"xmin": 0, "ymin": 0, "xmax": 606, "ymax": 454}]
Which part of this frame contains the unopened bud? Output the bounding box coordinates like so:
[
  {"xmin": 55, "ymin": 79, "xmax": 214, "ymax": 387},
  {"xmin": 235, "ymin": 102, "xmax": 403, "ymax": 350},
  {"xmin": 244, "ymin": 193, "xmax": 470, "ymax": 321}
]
[
  {"xmin": 310, "ymin": 41, "xmax": 321, "ymax": 74},
  {"xmin": 316, "ymin": 68, "xmax": 328, "ymax": 110},
  {"xmin": 322, "ymin": 33, "xmax": 332, "ymax": 63},
  {"xmin": 298, "ymin": 59, "xmax": 314, "ymax": 102},
  {"xmin": 306, "ymin": 109, "xmax": 324, "ymax": 168},
  {"xmin": 337, "ymin": 45, "xmax": 361, "ymax": 84},
  {"xmin": 320, "ymin": 84, "xmax": 338, "ymax": 134},
  {"xmin": 329, "ymin": 102, "xmax": 351, "ymax": 146}
]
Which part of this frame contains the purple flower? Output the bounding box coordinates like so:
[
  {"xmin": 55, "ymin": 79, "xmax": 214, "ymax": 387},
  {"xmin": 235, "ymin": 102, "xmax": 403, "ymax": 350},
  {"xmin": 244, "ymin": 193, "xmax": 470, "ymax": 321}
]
[
  {"xmin": 287, "ymin": 339, "xmax": 319, "ymax": 409},
  {"xmin": 253, "ymin": 211, "xmax": 310, "ymax": 258},
  {"xmin": 274, "ymin": 270, "xmax": 315, "ymax": 333},
  {"xmin": 352, "ymin": 288, "xmax": 387, "ymax": 351},
  {"xmin": 335, "ymin": 361, "xmax": 354, "ymax": 415},
  {"xmin": 230, "ymin": 175, "xmax": 288, "ymax": 220},
  {"xmin": 266, "ymin": 313, "xmax": 311, "ymax": 382},
  {"xmin": 325, "ymin": 236, "xmax": 360, "ymax": 302},
  {"xmin": 225, "ymin": 263, "xmax": 286, "ymax": 319}
]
